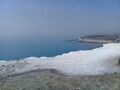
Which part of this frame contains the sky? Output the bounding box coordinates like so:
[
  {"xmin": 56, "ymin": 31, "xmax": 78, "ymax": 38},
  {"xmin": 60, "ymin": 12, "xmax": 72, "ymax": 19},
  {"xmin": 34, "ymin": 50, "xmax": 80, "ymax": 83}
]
[{"xmin": 0, "ymin": 0, "xmax": 120, "ymax": 40}]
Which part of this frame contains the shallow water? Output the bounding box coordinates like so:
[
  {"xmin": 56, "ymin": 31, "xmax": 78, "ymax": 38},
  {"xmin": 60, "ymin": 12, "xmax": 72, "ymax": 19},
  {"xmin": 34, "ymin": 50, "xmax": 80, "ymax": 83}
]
[{"xmin": 0, "ymin": 39, "xmax": 101, "ymax": 60}]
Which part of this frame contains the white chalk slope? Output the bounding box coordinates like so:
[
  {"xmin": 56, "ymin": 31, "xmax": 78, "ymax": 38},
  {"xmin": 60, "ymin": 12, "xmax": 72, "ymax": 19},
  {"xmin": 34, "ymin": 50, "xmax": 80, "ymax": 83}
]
[{"xmin": 0, "ymin": 43, "xmax": 120, "ymax": 75}]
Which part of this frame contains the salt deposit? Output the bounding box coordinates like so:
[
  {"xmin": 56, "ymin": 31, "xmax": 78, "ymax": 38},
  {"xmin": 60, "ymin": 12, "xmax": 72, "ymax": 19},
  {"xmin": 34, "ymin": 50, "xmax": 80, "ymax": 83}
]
[{"xmin": 0, "ymin": 43, "xmax": 120, "ymax": 75}]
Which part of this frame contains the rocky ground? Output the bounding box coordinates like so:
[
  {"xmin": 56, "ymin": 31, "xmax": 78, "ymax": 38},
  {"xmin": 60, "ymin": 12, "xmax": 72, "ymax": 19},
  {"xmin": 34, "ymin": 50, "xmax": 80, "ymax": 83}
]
[{"xmin": 0, "ymin": 69, "xmax": 120, "ymax": 90}]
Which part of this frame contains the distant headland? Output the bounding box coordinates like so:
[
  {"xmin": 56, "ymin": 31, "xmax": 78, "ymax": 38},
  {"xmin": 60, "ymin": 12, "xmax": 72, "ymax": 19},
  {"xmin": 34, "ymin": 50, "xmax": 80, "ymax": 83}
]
[{"xmin": 75, "ymin": 34, "xmax": 120, "ymax": 44}]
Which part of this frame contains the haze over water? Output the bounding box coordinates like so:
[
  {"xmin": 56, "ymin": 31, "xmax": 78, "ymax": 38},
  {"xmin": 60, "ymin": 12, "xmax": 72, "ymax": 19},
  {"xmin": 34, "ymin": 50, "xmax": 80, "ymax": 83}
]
[{"xmin": 0, "ymin": 0, "xmax": 120, "ymax": 60}]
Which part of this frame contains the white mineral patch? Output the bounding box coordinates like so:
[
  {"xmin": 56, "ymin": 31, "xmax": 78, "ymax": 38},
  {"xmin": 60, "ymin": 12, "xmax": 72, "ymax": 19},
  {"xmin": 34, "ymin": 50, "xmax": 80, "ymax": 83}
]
[{"xmin": 0, "ymin": 43, "xmax": 120, "ymax": 75}]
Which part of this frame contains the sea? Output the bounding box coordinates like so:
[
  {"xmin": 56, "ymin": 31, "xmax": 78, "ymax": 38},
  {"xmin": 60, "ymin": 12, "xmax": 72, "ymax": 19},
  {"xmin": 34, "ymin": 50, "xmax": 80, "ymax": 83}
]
[{"xmin": 0, "ymin": 38, "xmax": 102, "ymax": 60}]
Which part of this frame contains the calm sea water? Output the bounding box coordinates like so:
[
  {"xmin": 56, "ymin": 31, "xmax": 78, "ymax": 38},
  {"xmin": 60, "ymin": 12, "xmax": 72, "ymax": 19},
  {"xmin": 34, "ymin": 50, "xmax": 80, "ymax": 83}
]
[{"xmin": 0, "ymin": 39, "xmax": 102, "ymax": 60}]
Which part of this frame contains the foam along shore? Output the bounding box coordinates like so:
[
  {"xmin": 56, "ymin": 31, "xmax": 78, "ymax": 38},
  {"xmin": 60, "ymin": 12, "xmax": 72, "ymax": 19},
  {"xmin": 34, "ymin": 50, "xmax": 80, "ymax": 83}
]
[{"xmin": 0, "ymin": 43, "xmax": 120, "ymax": 76}]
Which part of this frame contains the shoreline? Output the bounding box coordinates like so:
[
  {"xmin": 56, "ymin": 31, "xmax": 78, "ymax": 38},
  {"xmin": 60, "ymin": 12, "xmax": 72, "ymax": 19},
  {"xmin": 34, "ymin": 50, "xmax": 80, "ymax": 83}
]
[
  {"xmin": 0, "ymin": 43, "xmax": 120, "ymax": 77},
  {"xmin": 75, "ymin": 34, "xmax": 120, "ymax": 44},
  {"xmin": 0, "ymin": 42, "xmax": 120, "ymax": 90}
]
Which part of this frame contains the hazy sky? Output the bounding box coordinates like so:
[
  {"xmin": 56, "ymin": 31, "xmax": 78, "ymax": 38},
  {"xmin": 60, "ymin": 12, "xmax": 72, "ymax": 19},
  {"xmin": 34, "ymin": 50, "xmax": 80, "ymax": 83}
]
[{"xmin": 0, "ymin": 0, "xmax": 120, "ymax": 40}]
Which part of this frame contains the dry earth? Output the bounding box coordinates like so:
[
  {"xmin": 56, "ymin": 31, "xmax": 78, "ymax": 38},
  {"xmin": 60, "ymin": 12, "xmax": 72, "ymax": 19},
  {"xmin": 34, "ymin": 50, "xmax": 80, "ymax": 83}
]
[{"xmin": 0, "ymin": 69, "xmax": 120, "ymax": 90}]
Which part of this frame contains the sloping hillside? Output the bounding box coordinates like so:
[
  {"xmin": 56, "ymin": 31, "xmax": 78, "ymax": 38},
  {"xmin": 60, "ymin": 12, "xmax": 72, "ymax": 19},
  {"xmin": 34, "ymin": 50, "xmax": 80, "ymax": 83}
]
[{"xmin": 0, "ymin": 69, "xmax": 120, "ymax": 90}]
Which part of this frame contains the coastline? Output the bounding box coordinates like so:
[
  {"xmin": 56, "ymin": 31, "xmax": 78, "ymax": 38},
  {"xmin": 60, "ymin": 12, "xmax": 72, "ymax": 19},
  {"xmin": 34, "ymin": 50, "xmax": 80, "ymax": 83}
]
[
  {"xmin": 1, "ymin": 43, "xmax": 120, "ymax": 77},
  {"xmin": 0, "ymin": 42, "xmax": 120, "ymax": 90},
  {"xmin": 75, "ymin": 34, "xmax": 120, "ymax": 44}
]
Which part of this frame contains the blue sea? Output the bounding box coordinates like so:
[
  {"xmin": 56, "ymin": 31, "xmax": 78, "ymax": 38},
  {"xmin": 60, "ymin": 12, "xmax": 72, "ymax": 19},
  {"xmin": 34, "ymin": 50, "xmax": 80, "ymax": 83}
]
[{"xmin": 0, "ymin": 39, "xmax": 102, "ymax": 60}]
